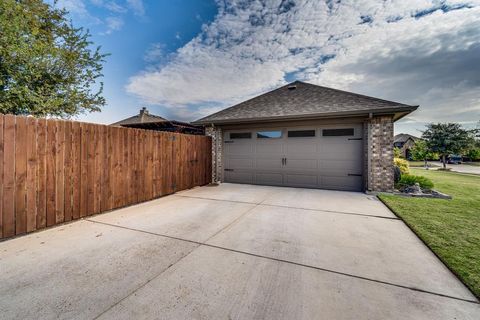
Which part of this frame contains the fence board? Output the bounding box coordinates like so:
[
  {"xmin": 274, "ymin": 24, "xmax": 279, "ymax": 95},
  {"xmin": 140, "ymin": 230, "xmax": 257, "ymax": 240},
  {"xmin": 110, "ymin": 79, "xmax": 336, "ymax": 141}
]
[
  {"xmin": 152, "ymin": 132, "xmax": 160, "ymax": 198},
  {"xmin": 145, "ymin": 132, "xmax": 153, "ymax": 200},
  {"xmin": 164, "ymin": 133, "xmax": 174, "ymax": 195},
  {"xmin": 79, "ymin": 123, "xmax": 88, "ymax": 218},
  {"xmin": 113, "ymin": 127, "xmax": 120, "ymax": 207},
  {"xmin": 71, "ymin": 121, "xmax": 81, "ymax": 220},
  {"xmin": 106, "ymin": 126, "xmax": 114, "ymax": 210},
  {"xmin": 26, "ymin": 117, "xmax": 37, "ymax": 231},
  {"xmin": 94, "ymin": 124, "xmax": 102, "ymax": 214},
  {"xmin": 0, "ymin": 115, "xmax": 211, "ymax": 239},
  {"xmin": 100, "ymin": 125, "xmax": 108, "ymax": 212},
  {"xmin": 55, "ymin": 120, "xmax": 65, "ymax": 224},
  {"xmin": 123, "ymin": 128, "xmax": 130, "ymax": 205},
  {"xmin": 3, "ymin": 115, "xmax": 15, "ymax": 237},
  {"xmin": 133, "ymin": 129, "xmax": 140, "ymax": 202},
  {"xmin": 64, "ymin": 120, "xmax": 72, "ymax": 222},
  {"xmin": 0, "ymin": 116, "xmax": 3, "ymax": 238},
  {"xmin": 86, "ymin": 123, "xmax": 95, "ymax": 216},
  {"xmin": 46, "ymin": 120, "xmax": 56, "ymax": 226},
  {"xmin": 37, "ymin": 118, "xmax": 47, "ymax": 229},
  {"xmin": 15, "ymin": 117, "xmax": 28, "ymax": 235},
  {"xmin": 120, "ymin": 128, "xmax": 126, "ymax": 207}
]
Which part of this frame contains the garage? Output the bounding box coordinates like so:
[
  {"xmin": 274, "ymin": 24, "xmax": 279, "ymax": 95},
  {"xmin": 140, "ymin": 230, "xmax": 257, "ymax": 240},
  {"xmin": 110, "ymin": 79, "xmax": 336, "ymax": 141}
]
[
  {"xmin": 194, "ymin": 81, "xmax": 418, "ymax": 193},
  {"xmin": 223, "ymin": 124, "xmax": 363, "ymax": 191}
]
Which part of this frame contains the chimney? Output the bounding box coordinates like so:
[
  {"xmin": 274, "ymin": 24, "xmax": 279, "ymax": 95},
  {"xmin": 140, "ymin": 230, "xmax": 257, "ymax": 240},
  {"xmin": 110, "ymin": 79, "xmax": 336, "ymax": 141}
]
[{"xmin": 139, "ymin": 107, "xmax": 148, "ymax": 120}]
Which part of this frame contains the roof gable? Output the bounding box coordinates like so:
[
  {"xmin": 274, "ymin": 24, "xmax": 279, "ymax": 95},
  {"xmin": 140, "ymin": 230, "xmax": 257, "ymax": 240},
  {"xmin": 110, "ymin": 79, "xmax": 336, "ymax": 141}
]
[
  {"xmin": 111, "ymin": 107, "xmax": 167, "ymax": 126},
  {"xmin": 394, "ymin": 133, "xmax": 420, "ymax": 144},
  {"xmin": 194, "ymin": 81, "xmax": 418, "ymax": 125}
]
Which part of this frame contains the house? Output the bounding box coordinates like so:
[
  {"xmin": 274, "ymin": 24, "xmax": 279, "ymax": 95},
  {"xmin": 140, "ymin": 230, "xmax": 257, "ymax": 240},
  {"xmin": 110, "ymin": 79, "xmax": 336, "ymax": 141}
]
[
  {"xmin": 193, "ymin": 81, "xmax": 418, "ymax": 192},
  {"xmin": 111, "ymin": 107, "xmax": 203, "ymax": 135},
  {"xmin": 394, "ymin": 133, "xmax": 420, "ymax": 159}
]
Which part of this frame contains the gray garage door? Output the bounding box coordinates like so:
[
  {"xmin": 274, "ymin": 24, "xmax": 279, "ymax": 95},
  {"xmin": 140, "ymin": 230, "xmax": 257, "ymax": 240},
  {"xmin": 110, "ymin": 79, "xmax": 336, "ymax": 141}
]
[{"xmin": 223, "ymin": 124, "xmax": 363, "ymax": 191}]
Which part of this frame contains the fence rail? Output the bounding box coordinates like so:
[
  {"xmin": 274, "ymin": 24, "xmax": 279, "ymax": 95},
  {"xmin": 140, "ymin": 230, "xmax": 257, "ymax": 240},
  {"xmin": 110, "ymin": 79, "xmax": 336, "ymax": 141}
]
[{"xmin": 0, "ymin": 114, "xmax": 212, "ymax": 239}]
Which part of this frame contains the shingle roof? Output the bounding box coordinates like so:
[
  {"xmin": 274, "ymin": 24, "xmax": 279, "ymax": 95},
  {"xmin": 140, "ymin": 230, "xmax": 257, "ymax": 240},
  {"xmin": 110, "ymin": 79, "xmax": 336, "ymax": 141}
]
[
  {"xmin": 111, "ymin": 107, "xmax": 167, "ymax": 126},
  {"xmin": 394, "ymin": 133, "xmax": 420, "ymax": 143},
  {"xmin": 193, "ymin": 81, "xmax": 418, "ymax": 125}
]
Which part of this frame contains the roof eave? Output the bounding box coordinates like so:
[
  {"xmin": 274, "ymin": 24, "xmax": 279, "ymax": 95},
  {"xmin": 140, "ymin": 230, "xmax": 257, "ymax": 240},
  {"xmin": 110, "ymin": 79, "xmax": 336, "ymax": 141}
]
[{"xmin": 193, "ymin": 106, "xmax": 419, "ymax": 126}]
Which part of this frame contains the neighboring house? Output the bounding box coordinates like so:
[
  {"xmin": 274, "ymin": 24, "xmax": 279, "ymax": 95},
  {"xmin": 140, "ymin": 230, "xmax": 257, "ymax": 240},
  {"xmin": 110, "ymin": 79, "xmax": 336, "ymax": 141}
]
[
  {"xmin": 394, "ymin": 133, "xmax": 420, "ymax": 159},
  {"xmin": 111, "ymin": 107, "xmax": 203, "ymax": 135},
  {"xmin": 193, "ymin": 81, "xmax": 418, "ymax": 192}
]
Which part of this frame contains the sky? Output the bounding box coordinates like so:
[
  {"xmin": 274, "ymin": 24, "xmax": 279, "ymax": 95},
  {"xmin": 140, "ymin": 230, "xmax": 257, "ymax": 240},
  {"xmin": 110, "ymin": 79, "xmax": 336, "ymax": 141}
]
[{"xmin": 53, "ymin": 0, "xmax": 480, "ymax": 136}]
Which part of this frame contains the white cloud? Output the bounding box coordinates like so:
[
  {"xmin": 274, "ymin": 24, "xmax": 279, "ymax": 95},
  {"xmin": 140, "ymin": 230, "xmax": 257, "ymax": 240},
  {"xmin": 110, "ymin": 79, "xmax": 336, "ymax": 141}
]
[
  {"xmin": 126, "ymin": 0, "xmax": 145, "ymax": 16},
  {"xmin": 104, "ymin": 1, "xmax": 127, "ymax": 13},
  {"xmin": 54, "ymin": 1, "xmax": 144, "ymax": 35},
  {"xmin": 103, "ymin": 16, "xmax": 124, "ymax": 35},
  {"xmin": 143, "ymin": 43, "xmax": 164, "ymax": 62},
  {"xmin": 56, "ymin": 0, "xmax": 89, "ymax": 16},
  {"xmin": 126, "ymin": 0, "xmax": 480, "ymax": 125}
]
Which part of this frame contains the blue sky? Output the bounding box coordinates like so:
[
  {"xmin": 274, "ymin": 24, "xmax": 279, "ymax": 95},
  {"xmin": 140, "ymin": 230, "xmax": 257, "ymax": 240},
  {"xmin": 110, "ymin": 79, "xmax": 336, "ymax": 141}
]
[
  {"xmin": 54, "ymin": 0, "xmax": 218, "ymax": 125},
  {"xmin": 54, "ymin": 0, "xmax": 480, "ymax": 135}
]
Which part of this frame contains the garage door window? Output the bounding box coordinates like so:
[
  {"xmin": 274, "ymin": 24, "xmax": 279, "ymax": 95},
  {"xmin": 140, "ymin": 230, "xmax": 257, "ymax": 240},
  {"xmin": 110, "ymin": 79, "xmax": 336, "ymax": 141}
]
[
  {"xmin": 257, "ymin": 131, "xmax": 282, "ymax": 139},
  {"xmin": 230, "ymin": 132, "xmax": 252, "ymax": 139},
  {"xmin": 288, "ymin": 130, "xmax": 315, "ymax": 138},
  {"xmin": 322, "ymin": 128, "xmax": 354, "ymax": 136}
]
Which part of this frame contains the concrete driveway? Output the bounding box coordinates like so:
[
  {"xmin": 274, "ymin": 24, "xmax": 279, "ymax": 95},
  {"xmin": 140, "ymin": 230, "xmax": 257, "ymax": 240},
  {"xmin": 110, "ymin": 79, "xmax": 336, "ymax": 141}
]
[
  {"xmin": 446, "ymin": 164, "xmax": 480, "ymax": 175},
  {"xmin": 424, "ymin": 162, "xmax": 480, "ymax": 175},
  {"xmin": 1, "ymin": 183, "xmax": 478, "ymax": 319}
]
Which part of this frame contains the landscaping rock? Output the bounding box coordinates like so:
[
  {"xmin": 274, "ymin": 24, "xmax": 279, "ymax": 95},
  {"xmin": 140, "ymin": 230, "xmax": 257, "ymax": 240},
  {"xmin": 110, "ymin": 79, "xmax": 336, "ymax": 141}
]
[
  {"xmin": 394, "ymin": 186, "xmax": 452, "ymax": 199},
  {"xmin": 402, "ymin": 183, "xmax": 422, "ymax": 195}
]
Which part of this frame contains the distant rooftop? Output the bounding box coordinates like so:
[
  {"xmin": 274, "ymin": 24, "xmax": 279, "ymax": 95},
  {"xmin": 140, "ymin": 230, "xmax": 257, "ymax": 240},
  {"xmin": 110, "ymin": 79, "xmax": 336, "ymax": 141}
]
[
  {"xmin": 111, "ymin": 107, "xmax": 167, "ymax": 126},
  {"xmin": 110, "ymin": 107, "xmax": 204, "ymax": 135},
  {"xmin": 394, "ymin": 133, "xmax": 420, "ymax": 143}
]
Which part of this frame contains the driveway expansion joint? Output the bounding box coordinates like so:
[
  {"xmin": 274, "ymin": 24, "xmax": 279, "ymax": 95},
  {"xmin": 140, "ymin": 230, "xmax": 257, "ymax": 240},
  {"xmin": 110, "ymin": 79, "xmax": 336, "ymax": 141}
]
[
  {"xmin": 173, "ymin": 194, "xmax": 400, "ymax": 220},
  {"xmin": 85, "ymin": 219, "xmax": 479, "ymax": 305}
]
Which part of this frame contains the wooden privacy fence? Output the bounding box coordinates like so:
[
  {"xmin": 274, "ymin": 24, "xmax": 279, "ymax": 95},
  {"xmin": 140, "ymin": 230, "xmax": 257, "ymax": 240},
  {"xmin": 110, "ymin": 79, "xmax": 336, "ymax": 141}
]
[{"xmin": 0, "ymin": 114, "xmax": 212, "ymax": 239}]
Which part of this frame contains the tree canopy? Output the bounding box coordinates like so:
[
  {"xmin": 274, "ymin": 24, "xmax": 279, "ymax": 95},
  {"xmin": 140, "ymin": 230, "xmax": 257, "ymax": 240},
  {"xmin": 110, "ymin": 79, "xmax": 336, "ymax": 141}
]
[
  {"xmin": 0, "ymin": 0, "xmax": 108, "ymax": 117},
  {"xmin": 410, "ymin": 140, "xmax": 438, "ymax": 161},
  {"xmin": 422, "ymin": 123, "xmax": 477, "ymax": 168}
]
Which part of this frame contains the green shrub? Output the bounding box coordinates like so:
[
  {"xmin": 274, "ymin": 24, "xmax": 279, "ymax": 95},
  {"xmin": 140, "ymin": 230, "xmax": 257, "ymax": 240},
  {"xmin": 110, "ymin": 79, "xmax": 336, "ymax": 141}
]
[
  {"xmin": 394, "ymin": 147, "xmax": 402, "ymax": 158},
  {"xmin": 466, "ymin": 148, "xmax": 480, "ymax": 161},
  {"xmin": 394, "ymin": 158, "xmax": 410, "ymax": 174},
  {"xmin": 396, "ymin": 174, "xmax": 434, "ymax": 190},
  {"xmin": 429, "ymin": 152, "xmax": 440, "ymax": 161}
]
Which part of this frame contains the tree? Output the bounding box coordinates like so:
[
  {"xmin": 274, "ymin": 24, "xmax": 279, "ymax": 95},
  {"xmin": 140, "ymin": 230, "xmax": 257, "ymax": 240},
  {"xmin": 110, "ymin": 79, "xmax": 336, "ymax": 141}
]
[
  {"xmin": 466, "ymin": 133, "xmax": 480, "ymax": 161},
  {"xmin": 466, "ymin": 148, "xmax": 480, "ymax": 161},
  {"xmin": 0, "ymin": 0, "xmax": 108, "ymax": 117},
  {"xmin": 422, "ymin": 123, "xmax": 476, "ymax": 169},
  {"xmin": 410, "ymin": 140, "xmax": 438, "ymax": 166}
]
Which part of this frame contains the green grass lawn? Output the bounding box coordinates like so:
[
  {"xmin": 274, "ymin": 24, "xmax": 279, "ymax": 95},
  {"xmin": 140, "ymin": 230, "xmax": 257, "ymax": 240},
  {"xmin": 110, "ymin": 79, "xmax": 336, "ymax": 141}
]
[{"xmin": 379, "ymin": 169, "xmax": 480, "ymax": 298}]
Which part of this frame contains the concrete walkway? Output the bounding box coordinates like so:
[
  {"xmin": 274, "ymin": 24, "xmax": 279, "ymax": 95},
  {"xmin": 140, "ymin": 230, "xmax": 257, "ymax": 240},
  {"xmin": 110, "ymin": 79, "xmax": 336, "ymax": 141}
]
[{"xmin": 0, "ymin": 183, "xmax": 478, "ymax": 319}]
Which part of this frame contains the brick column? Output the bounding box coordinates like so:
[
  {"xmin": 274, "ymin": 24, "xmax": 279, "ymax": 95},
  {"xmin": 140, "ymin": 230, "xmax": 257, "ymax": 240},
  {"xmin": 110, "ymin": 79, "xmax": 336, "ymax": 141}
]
[
  {"xmin": 205, "ymin": 126, "xmax": 223, "ymax": 183},
  {"xmin": 365, "ymin": 116, "xmax": 394, "ymax": 192}
]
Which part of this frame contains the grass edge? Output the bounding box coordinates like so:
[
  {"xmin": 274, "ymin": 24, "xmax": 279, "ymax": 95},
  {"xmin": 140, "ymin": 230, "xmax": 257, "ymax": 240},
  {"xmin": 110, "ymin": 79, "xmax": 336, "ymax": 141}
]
[{"xmin": 377, "ymin": 194, "xmax": 480, "ymax": 301}]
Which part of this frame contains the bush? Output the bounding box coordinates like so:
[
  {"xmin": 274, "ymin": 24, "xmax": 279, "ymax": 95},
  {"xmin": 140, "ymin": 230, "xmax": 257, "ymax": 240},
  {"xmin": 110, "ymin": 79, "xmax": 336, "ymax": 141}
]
[
  {"xmin": 394, "ymin": 158, "xmax": 410, "ymax": 174},
  {"xmin": 428, "ymin": 153, "xmax": 440, "ymax": 161},
  {"xmin": 394, "ymin": 147, "xmax": 402, "ymax": 158},
  {"xmin": 396, "ymin": 174, "xmax": 434, "ymax": 190},
  {"xmin": 466, "ymin": 148, "xmax": 480, "ymax": 161}
]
